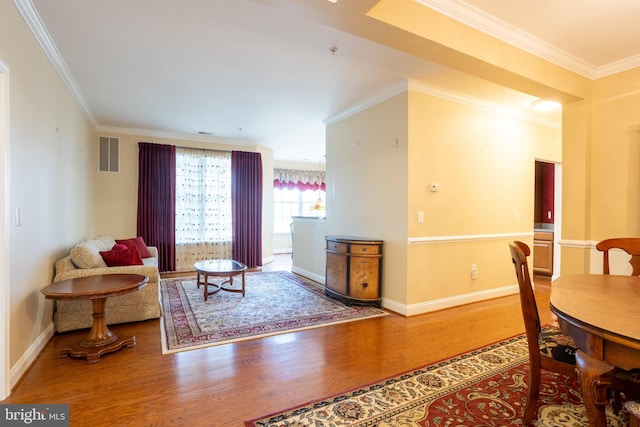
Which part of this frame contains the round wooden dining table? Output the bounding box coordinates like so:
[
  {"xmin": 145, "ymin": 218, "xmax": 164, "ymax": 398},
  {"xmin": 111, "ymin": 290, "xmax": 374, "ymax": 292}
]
[{"xmin": 550, "ymin": 274, "xmax": 640, "ymax": 427}]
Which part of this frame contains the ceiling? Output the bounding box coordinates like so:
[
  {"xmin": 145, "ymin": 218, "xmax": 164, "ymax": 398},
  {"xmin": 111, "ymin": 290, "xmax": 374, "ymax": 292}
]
[{"xmin": 19, "ymin": 0, "xmax": 640, "ymax": 162}]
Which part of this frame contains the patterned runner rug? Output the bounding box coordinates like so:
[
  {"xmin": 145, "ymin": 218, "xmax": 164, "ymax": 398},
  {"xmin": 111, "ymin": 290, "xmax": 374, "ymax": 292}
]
[
  {"xmin": 245, "ymin": 333, "xmax": 627, "ymax": 426},
  {"xmin": 160, "ymin": 271, "xmax": 387, "ymax": 353}
]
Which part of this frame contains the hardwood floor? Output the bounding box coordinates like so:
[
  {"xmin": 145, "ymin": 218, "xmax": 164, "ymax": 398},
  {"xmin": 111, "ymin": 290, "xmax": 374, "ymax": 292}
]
[{"xmin": 2, "ymin": 257, "xmax": 553, "ymax": 426}]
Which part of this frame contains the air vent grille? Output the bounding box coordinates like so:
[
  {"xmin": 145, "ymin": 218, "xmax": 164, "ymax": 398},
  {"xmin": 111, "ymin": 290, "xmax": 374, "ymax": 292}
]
[{"xmin": 99, "ymin": 136, "xmax": 119, "ymax": 172}]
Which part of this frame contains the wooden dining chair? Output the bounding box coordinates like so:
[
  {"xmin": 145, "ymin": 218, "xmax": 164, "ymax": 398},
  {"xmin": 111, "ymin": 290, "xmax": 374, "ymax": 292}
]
[
  {"xmin": 596, "ymin": 237, "xmax": 640, "ymax": 275},
  {"xmin": 509, "ymin": 241, "xmax": 578, "ymax": 425}
]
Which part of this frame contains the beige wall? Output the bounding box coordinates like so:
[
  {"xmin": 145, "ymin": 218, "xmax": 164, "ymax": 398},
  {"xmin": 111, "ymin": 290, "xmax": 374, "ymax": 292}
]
[
  {"xmin": 590, "ymin": 69, "xmax": 640, "ymax": 239},
  {"xmin": 406, "ymin": 90, "xmax": 561, "ymax": 306},
  {"xmin": 1, "ymin": 1, "xmax": 94, "ymax": 376},
  {"xmin": 560, "ymin": 70, "xmax": 640, "ymax": 274},
  {"xmin": 325, "ymin": 87, "xmax": 560, "ymax": 312},
  {"xmin": 326, "ymin": 92, "xmax": 409, "ymax": 305},
  {"xmin": 326, "ymin": 88, "xmax": 561, "ymax": 312},
  {"xmin": 92, "ymin": 131, "xmax": 275, "ymax": 264}
]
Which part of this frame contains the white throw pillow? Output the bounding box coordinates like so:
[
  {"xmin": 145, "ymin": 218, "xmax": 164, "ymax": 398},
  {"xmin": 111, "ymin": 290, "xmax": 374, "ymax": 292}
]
[
  {"xmin": 93, "ymin": 235, "xmax": 116, "ymax": 251},
  {"xmin": 70, "ymin": 240, "xmax": 108, "ymax": 269}
]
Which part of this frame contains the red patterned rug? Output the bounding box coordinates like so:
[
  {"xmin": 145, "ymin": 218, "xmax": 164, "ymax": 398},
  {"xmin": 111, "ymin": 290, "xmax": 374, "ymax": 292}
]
[
  {"xmin": 245, "ymin": 333, "xmax": 627, "ymax": 426},
  {"xmin": 160, "ymin": 271, "xmax": 387, "ymax": 353}
]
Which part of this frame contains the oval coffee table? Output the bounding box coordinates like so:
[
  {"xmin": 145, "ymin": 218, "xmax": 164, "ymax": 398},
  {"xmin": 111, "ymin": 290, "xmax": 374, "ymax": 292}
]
[
  {"xmin": 194, "ymin": 259, "xmax": 247, "ymax": 301},
  {"xmin": 41, "ymin": 273, "xmax": 149, "ymax": 363}
]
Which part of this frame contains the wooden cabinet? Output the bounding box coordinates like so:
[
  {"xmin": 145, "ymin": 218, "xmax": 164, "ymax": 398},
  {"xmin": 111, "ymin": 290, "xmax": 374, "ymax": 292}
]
[
  {"xmin": 533, "ymin": 231, "xmax": 554, "ymax": 276},
  {"xmin": 325, "ymin": 236, "xmax": 383, "ymax": 307}
]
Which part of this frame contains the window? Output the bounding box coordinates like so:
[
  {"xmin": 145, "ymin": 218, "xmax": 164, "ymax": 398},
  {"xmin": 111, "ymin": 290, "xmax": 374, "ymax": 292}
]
[
  {"xmin": 274, "ymin": 188, "xmax": 325, "ymax": 233},
  {"xmin": 175, "ymin": 148, "xmax": 232, "ymax": 244}
]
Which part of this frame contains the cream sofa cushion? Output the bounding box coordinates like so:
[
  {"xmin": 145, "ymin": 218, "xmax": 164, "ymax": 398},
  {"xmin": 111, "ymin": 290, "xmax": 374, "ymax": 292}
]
[{"xmin": 70, "ymin": 235, "xmax": 116, "ymax": 269}]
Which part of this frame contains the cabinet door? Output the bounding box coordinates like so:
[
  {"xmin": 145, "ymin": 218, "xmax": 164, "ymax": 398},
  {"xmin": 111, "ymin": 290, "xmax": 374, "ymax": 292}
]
[
  {"xmin": 349, "ymin": 257, "xmax": 379, "ymax": 300},
  {"xmin": 326, "ymin": 251, "xmax": 347, "ymax": 294},
  {"xmin": 533, "ymin": 240, "xmax": 553, "ymax": 275}
]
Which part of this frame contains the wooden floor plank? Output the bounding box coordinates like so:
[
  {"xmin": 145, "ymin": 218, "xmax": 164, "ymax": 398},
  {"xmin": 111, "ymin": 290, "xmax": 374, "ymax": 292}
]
[{"xmin": 2, "ymin": 256, "xmax": 553, "ymax": 426}]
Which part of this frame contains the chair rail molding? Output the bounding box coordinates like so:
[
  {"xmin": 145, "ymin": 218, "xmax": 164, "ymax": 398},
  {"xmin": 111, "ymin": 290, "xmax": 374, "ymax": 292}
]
[{"xmin": 408, "ymin": 232, "xmax": 532, "ymax": 245}]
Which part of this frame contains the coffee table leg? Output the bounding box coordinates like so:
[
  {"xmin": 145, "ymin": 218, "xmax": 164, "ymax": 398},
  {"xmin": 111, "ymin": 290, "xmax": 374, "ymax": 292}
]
[{"xmin": 59, "ymin": 297, "xmax": 136, "ymax": 363}]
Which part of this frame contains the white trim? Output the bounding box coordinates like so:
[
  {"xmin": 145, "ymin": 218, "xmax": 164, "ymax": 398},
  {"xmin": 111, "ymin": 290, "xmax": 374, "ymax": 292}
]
[
  {"xmin": 412, "ymin": 0, "xmax": 640, "ymax": 79},
  {"xmin": 408, "ymin": 80, "xmax": 561, "ymax": 130},
  {"xmin": 326, "ymin": 79, "xmax": 560, "ymax": 131},
  {"xmin": 408, "ymin": 231, "xmax": 533, "ymax": 245},
  {"xmin": 324, "ymin": 80, "xmax": 408, "ymax": 126},
  {"xmin": 0, "ymin": 62, "xmax": 9, "ymax": 400},
  {"xmin": 13, "ymin": 0, "xmax": 96, "ymax": 126},
  {"xmin": 291, "ymin": 266, "xmax": 325, "ymax": 285},
  {"xmin": 557, "ymin": 239, "xmax": 595, "ymax": 249},
  {"xmin": 382, "ymin": 284, "xmax": 519, "ymax": 317},
  {"xmin": 272, "ymin": 248, "xmax": 292, "ymax": 255},
  {"xmin": 9, "ymin": 324, "xmax": 54, "ymax": 389},
  {"xmin": 94, "ymin": 124, "xmax": 257, "ymax": 147}
]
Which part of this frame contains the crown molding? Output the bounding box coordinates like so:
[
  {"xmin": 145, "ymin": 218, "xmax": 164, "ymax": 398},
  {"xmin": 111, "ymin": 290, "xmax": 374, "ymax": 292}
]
[
  {"xmin": 326, "ymin": 79, "xmax": 560, "ymax": 130},
  {"xmin": 94, "ymin": 125, "xmax": 257, "ymax": 147},
  {"xmin": 14, "ymin": 0, "xmax": 97, "ymax": 126},
  {"xmin": 413, "ymin": 0, "xmax": 640, "ymax": 79},
  {"xmin": 324, "ymin": 80, "xmax": 409, "ymax": 125},
  {"xmin": 408, "ymin": 80, "xmax": 560, "ymax": 130}
]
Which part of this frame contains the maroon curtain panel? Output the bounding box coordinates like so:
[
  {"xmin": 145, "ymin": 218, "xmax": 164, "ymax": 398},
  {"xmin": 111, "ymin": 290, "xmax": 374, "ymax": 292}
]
[
  {"xmin": 137, "ymin": 142, "xmax": 176, "ymax": 272},
  {"xmin": 231, "ymin": 151, "xmax": 263, "ymax": 268}
]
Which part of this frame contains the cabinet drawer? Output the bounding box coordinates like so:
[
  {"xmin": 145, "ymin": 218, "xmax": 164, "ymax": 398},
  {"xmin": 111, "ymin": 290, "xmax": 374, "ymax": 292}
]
[
  {"xmin": 534, "ymin": 232, "xmax": 553, "ymax": 241},
  {"xmin": 327, "ymin": 241, "xmax": 348, "ymax": 253},
  {"xmin": 350, "ymin": 244, "xmax": 380, "ymax": 255}
]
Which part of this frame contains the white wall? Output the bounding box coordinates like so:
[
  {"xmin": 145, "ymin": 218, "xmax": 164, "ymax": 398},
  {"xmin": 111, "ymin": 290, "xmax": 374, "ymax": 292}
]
[
  {"xmin": 325, "ymin": 92, "xmax": 409, "ymax": 305},
  {"xmin": 1, "ymin": 1, "xmax": 95, "ymax": 389},
  {"xmin": 291, "ymin": 217, "xmax": 326, "ymax": 283}
]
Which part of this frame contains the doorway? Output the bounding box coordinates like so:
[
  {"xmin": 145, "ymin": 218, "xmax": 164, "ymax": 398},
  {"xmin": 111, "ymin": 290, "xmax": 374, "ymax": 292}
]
[{"xmin": 533, "ymin": 160, "xmax": 562, "ymax": 279}]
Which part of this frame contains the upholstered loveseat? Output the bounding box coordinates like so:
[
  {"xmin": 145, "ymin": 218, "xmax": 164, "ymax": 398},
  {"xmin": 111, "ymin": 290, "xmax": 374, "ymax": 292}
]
[{"xmin": 52, "ymin": 235, "xmax": 162, "ymax": 332}]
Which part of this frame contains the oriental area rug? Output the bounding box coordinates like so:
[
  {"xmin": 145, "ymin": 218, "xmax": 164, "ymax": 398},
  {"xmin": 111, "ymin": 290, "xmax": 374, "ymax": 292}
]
[
  {"xmin": 160, "ymin": 271, "xmax": 387, "ymax": 353},
  {"xmin": 245, "ymin": 333, "xmax": 627, "ymax": 427}
]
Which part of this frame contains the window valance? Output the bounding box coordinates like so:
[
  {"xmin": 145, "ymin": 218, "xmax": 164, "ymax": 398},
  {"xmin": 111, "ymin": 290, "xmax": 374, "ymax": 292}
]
[{"xmin": 273, "ymin": 168, "xmax": 326, "ymax": 191}]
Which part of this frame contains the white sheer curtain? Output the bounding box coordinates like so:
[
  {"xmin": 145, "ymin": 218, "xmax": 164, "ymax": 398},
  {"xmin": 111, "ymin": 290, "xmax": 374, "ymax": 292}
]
[{"xmin": 174, "ymin": 147, "xmax": 232, "ymax": 272}]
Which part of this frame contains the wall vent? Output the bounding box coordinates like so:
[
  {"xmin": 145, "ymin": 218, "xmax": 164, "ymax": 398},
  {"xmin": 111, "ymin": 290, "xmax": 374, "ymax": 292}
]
[{"xmin": 99, "ymin": 136, "xmax": 119, "ymax": 172}]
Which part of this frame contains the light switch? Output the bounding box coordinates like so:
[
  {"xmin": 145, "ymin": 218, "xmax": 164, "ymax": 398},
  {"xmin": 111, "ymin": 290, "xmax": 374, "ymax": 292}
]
[{"xmin": 417, "ymin": 211, "xmax": 424, "ymax": 223}]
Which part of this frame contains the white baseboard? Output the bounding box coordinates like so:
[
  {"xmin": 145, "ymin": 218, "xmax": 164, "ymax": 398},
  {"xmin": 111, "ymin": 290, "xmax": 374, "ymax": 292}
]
[
  {"xmin": 291, "ymin": 266, "xmax": 325, "ymax": 285},
  {"xmin": 273, "ymin": 249, "xmax": 292, "ymax": 254},
  {"xmin": 289, "ymin": 267, "xmax": 518, "ymax": 318},
  {"xmin": 10, "ymin": 322, "xmax": 54, "ymax": 391},
  {"xmin": 382, "ymin": 284, "xmax": 519, "ymax": 316}
]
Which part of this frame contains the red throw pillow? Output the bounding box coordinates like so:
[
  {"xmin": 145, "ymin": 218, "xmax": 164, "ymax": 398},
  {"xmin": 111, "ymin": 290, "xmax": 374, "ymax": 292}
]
[
  {"xmin": 115, "ymin": 236, "xmax": 152, "ymax": 258},
  {"xmin": 100, "ymin": 247, "xmax": 143, "ymax": 267},
  {"xmin": 112, "ymin": 243, "xmax": 128, "ymax": 251}
]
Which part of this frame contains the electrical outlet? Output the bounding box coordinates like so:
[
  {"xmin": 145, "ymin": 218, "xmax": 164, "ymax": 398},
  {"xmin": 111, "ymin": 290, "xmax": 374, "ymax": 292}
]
[
  {"xmin": 471, "ymin": 263, "xmax": 478, "ymax": 280},
  {"xmin": 417, "ymin": 211, "xmax": 424, "ymax": 223}
]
